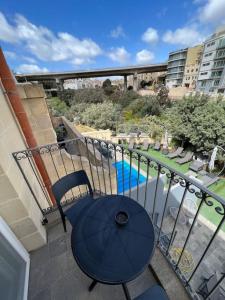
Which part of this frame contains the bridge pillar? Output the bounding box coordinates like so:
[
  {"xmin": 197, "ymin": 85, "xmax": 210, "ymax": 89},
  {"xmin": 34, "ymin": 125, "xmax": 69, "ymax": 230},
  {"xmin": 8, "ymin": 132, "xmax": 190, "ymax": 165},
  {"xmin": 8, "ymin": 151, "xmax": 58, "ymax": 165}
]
[
  {"xmin": 133, "ymin": 72, "xmax": 138, "ymax": 91},
  {"xmin": 55, "ymin": 78, "xmax": 64, "ymax": 91},
  {"xmin": 124, "ymin": 75, "xmax": 127, "ymax": 91}
]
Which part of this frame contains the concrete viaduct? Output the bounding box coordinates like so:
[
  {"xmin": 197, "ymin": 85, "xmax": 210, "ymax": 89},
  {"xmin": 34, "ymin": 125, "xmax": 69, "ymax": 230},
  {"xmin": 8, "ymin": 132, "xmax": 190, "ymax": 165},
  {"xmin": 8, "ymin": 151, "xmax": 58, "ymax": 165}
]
[{"xmin": 15, "ymin": 63, "xmax": 168, "ymax": 91}]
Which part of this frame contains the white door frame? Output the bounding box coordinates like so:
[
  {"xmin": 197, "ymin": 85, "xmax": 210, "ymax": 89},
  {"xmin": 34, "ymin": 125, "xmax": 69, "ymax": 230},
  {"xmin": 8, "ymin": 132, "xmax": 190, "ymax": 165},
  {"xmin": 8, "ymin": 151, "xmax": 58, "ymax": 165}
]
[{"xmin": 0, "ymin": 217, "xmax": 30, "ymax": 300}]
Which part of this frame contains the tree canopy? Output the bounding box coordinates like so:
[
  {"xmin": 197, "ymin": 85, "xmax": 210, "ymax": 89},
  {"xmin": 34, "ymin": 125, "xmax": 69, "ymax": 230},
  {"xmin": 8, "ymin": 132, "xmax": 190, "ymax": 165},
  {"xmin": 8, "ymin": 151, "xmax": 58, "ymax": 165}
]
[
  {"xmin": 80, "ymin": 102, "xmax": 121, "ymax": 130},
  {"xmin": 164, "ymin": 94, "xmax": 225, "ymax": 153}
]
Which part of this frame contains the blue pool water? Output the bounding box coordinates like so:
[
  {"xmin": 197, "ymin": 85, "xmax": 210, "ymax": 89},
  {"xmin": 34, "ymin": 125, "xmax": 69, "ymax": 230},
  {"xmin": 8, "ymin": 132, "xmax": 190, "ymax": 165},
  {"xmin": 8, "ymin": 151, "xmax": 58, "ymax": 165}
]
[{"xmin": 113, "ymin": 160, "xmax": 146, "ymax": 193}]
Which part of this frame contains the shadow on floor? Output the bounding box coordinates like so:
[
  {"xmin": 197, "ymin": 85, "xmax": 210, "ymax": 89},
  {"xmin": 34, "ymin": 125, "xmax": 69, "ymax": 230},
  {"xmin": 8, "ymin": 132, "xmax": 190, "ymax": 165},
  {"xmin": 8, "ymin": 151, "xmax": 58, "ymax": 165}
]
[{"xmin": 29, "ymin": 221, "xmax": 157, "ymax": 300}]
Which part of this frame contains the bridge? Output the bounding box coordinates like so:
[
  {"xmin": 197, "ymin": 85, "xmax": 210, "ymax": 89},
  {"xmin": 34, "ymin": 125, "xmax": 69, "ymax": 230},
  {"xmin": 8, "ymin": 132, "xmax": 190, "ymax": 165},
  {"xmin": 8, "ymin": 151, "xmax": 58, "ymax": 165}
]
[{"xmin": 15, "ymin": 63, "xmax": 168, "ymax": 91}]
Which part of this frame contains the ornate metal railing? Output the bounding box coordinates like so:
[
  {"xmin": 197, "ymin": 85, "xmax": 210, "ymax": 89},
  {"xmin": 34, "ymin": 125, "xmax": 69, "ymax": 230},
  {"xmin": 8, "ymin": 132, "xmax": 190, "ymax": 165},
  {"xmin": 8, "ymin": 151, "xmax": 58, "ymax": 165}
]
[{"xmin": 13, "ymin": 137, "xmax": 225, "ymax": 299}]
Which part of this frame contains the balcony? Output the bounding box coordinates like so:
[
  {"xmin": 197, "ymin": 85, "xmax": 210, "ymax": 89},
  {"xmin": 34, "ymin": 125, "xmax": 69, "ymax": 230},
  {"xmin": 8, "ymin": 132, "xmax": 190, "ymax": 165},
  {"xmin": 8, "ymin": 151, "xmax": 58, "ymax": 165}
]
[{"xmin": 13, "ymin": 137, "xmax": 225, "ymax": 300}]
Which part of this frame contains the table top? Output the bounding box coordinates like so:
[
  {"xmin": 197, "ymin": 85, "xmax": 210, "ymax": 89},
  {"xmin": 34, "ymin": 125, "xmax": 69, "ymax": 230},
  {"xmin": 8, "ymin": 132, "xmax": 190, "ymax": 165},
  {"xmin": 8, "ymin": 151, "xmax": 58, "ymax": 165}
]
[{"xmin": 71, "ymin": 194, "xmax": 155, "ymax": 284}]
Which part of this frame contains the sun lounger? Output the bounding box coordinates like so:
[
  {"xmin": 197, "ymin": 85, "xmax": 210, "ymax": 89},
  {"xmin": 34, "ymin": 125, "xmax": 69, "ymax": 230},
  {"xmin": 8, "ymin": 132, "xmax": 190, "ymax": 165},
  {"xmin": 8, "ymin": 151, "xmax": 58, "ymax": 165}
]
[
  {"xmin": 167, "ymin": 147, "xmax": 184, "ymax": 159},
  {"xmin": 142, "ymin": 139, "xmax": 149, "ymax": 151},
  {"xmin": 189, "ymin": 160, "xmax": 205, "ymax": 172},
  {"xmin": 128, "ymin": 141, "xmax": 134, "ymax": 150},
  {"xmin": 154, "ymin": 142, "xmax": 161, "ymax": 151},
  {"xmin": 201, "ymin": 173, "xmax": 219, "ymax": 187},
  {"xmin": 176, "ymin": 151, "xmax": 193, "ymax": 164}
]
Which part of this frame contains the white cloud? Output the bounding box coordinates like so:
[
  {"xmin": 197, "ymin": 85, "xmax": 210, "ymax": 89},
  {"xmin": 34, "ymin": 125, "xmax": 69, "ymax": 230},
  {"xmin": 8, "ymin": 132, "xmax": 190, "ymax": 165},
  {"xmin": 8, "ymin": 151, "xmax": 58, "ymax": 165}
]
[
  {"xmin": 22, "ymin": 56, "xmax": 37, "ymax": 64},
  {"xmin": 110, "ymin": 26, "xmax": 125, "ymax": 38},
  {"xmin": 142, "ymin": 27, "xmax": 159, "ymax": 44},
  {"xmin": 108, "ymin": 47, "xmax": 130, "ymax": 64},
  {"xmin": 198, "ymin": 0, "xmax": 225, "ymax": 24},
  {"xmin": 0, "ymin": 12, "xmax": 102, "ymax": 66},
  {"xmin": 0, "ymin": 12, "xmax": 17, "ymax": 43},
  {"xmin": 163, "ymin": 26, "xmax": 205, "ymax": 46},
  {"xmin": 136, "ymin": 50, "xmax": 155, "ymax": 64},
  {"xmin": 16, "ymin": 64, "xmax": 49, "ymax": 74},
  {"xmin": 4, "ymin": 50, "xmax": 17, "ymax": 59}
]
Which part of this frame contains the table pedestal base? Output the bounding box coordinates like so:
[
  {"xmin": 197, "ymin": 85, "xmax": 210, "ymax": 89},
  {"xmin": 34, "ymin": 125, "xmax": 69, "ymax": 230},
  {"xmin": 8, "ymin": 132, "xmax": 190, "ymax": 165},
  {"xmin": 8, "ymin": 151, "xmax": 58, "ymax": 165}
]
[
  {"xmin": 88, "ymin": 280, "xmax": 98, "ymax": 292},
  {"xmin": 88, "ymin": 281, "xmax": 131, "ymax": 300},
  {"xmin": 122, "ymin": 283, "xmax": 131, "ymax": 300}
]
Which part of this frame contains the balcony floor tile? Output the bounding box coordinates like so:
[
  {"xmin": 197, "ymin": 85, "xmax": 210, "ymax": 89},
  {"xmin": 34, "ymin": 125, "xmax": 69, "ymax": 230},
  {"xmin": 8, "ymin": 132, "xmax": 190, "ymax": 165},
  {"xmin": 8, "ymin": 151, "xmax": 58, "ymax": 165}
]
[{"xmin": 29, "ymin": 221, "xmax": 157, "ymax": 300}]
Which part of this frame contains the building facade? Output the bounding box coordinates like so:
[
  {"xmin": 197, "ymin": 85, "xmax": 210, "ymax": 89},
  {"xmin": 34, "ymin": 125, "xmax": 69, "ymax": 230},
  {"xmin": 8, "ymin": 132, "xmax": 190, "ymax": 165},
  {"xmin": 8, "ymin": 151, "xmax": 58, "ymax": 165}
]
[
  {"xmin": 182, "ymin": 45, "xmax": 203, "ymax": 89},
  {"xmin": 166, "ymin": 48, "xmax": 188, "ymax": 88},
  {"xmin": 166, "ymin": 46, "xmax": 203, "ymax": 89},
  {"xmin": 196, "ymin": 27, "xmax": 225, "ymax": 94}
]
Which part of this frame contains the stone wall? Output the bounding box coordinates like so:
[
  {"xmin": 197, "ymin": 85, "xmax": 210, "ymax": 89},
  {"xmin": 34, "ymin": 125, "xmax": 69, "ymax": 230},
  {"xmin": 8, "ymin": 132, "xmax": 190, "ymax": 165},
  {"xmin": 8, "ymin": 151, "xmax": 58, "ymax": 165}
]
[
  {"xmin": 17, "ymin": 83, "xmax": 56, "ymax": 146},
  {"xmin": 0, "ymin": 82, "xmax": 48, "ymax": 251},
  {"xmin": 17, "ymin": 85, "xmax": 117, "ymax": 198}
]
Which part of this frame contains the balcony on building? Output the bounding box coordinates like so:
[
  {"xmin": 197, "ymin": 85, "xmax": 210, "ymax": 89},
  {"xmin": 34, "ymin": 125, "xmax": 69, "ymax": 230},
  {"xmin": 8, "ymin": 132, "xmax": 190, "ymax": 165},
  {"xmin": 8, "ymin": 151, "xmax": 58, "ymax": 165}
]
[{"xmin": 11, "ymin": 117, "xmax": 225, "ymax": 300}]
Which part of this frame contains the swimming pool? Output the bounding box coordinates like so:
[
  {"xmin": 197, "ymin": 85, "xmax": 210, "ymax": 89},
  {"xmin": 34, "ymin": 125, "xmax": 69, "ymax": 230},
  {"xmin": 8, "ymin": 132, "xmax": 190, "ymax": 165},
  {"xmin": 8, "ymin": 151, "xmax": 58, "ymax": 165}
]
[{"xmin": 113, "ymin": 160, "xmax": 146, "ymax": 193}]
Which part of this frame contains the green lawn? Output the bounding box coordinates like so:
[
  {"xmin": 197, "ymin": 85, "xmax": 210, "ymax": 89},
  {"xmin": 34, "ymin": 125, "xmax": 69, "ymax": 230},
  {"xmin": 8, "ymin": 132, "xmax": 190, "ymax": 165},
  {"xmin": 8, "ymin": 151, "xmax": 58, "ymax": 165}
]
[
  {"xmin": 139, "ymin": 148, "xmax": 190, "ymax": 174},
  {"xmin": 132, "ymin": 147, "xmax": 225, "ymax": 230}
]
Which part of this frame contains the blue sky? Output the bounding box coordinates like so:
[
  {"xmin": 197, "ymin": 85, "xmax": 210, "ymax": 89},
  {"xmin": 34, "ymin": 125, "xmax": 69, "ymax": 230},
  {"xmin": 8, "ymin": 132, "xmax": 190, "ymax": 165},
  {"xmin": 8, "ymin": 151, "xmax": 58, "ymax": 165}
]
[{"xmin": 0, "ymin": 0, "xmax": 225, "ymax": 73}]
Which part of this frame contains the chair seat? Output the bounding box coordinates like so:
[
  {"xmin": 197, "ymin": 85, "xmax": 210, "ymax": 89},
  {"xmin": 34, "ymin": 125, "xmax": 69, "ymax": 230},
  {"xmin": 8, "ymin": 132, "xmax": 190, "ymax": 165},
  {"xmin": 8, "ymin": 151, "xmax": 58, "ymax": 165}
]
[
  {"xmin": 64, "ymin": 195, "xmax": 94, "ymax": 227},
  {"xmin": 134, "ymin": 285, "xmax": 169, "ymax": 300}
]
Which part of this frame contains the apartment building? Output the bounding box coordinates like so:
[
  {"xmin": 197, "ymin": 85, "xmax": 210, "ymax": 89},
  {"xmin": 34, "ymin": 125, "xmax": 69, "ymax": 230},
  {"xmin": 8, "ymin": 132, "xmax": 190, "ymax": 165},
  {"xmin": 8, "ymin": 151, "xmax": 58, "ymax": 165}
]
[
  {"xmin": 166, "ymin": 48, "xmax": 188, "ymax": 88},
  {"xmin": 182, "ymin": 45, "xmax": 203, "ymax": 89},
  {"xmin": 166, "ymin": 46, "xmax": 203, "ymax": 89},
  {"xmin": 196, "ymin": 27, "xmax": 225, "ymax": 94}
]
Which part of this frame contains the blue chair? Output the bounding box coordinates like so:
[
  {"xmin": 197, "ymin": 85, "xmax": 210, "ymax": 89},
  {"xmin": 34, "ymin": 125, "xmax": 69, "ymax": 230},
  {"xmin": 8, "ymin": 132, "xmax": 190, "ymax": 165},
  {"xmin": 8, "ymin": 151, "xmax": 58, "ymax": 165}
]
[
  {"xmin": 52, "ymin": 170, "xmax": 94, "ymax": 232},
  {"xmin": 134, "ymin": 285, "xmax": 169, "ymax": 300}
]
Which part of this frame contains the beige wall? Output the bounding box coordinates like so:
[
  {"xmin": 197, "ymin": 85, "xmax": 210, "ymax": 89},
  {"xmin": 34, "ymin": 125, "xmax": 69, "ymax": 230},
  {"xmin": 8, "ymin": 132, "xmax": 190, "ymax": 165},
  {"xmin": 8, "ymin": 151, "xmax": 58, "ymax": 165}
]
[
  {"xmin": 183, "ymin": 45, "xmax": 203, "ymax": 89},
  {"xmin": 81, "ymin": 129, "xmax": 112, "ymax": 141},
  {"xmin": 138, "ymin": 87, "xmax": 189, "ymax": 100},
  {"xmin": 17, "ymin": 85, "xmax": 117, "ymax": 197},
  {"xmin": 17, "ymin": 83, "xmax": 56, "ymax": 146},
  {"xmin": 0, "ymin": 83, "xmax": 48, "ymax": 251}
]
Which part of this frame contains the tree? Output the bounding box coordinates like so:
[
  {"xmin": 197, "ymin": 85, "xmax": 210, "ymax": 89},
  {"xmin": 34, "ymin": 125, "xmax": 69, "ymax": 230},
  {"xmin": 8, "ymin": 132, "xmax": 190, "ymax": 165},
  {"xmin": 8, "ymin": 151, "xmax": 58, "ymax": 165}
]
[
  {"xmin": 102, "ymin": 79, "xmax": 115, "ymax": 96},
  {"xmin": 58, "ymin": 88, "xmax": 108, "ymax": 106},
  {"xmin": 140, "ymin": 80, "xmax": 147, "ymax": 89},
  {"xmin": 47, "ymin": 97, "xmax": 69, "ymax": 117},
  {"xmin": 80, "ymin": 102, "xmax": 122, "ymax": 130},
  {"xmin": 154, "ymin": 84, "xmax": 170, "ymax": 107},
  {"xmin": 163, "ymin": 93, "xmax": 225, "ymax": 153},
  {"xmin": 126, "ymin": 95, "xmax": 161, "ymax": 118},
  {"xmin": 102, "ymin": 79, "xmax": 112, "ymax": 88}
]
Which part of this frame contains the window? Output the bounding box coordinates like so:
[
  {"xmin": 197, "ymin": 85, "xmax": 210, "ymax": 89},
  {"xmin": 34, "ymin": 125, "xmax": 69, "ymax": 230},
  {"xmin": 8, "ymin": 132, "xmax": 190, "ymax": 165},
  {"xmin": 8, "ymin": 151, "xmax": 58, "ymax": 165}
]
[
  {"xmin": 211, "ymin": 70, "xmax": 222, "ymax": 77},
  {"xmin": 200, "ymin": 72, "xmax": 208, "ymax": 75},
  {"xmin": 216, "ymin": 49, "xmax": 225, "ymax": 58},
  {"xmin": 204, "ymin": 52, "xmax": 212, "ymax": 57},
  {"xmin": 218, "ymin": 38, "xmax": 225, "ymax": 49},
  {"xmin": 191, "ymin": 69, "xmax": 194, "ymax": 72},
  {"xmin": 213, "ymin": 60, "xmax": 225, "ymax": 68},
  {"xmin": 214, "ymin": 80, "xmax": 220, "ymax": 86},
  {"xmin": 206, "ymin": 41, "xmax": 215, "ymax": 47},
  {"xmin": 201, "ymin": 80, "xmax": 207, "ymax": 87},
  {"xmin": 187, "ymin": 70, "xmax": 189, "ymax": 73},
  {"xmin": 203, "ymin": 62, "xmax": 210, "ymax": 67},
  {"xmin": 196, "ymin": 68, "xmax": 198, "ymax": 72}
]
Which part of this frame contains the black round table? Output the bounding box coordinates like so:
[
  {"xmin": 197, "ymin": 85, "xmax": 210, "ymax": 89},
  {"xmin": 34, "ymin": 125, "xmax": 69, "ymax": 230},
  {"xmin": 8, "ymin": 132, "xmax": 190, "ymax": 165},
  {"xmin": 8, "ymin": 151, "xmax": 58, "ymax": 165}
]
[{"xmin": 71, "ymin": 195, "xmax": 155, "ymax": 299}]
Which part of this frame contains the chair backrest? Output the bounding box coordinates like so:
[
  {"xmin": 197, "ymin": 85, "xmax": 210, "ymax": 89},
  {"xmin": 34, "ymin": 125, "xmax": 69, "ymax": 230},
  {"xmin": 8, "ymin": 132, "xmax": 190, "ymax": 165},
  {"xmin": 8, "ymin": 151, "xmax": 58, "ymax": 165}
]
[
  {"xmin": 52, "ymin": 170, "xmax": 93, "ymax": 206},
  {"xmin": 177, "ymin": 147, "xmax": 184, "ymax": 153},
  {"xmin": 185, "ymin": 151, "xmax": 193, "ymax": 159}
]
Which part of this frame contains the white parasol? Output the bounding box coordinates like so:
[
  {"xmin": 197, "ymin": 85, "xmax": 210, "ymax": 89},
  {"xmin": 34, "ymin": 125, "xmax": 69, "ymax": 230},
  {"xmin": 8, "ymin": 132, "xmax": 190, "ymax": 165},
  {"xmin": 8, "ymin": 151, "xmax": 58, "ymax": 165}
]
[
  {"xmin": 209, "ymin": 146, "xmax": 218, "ymax": 171},
  {"xmin": 163, "ymin": 130, "xmax": 168, "ymax": 149}
]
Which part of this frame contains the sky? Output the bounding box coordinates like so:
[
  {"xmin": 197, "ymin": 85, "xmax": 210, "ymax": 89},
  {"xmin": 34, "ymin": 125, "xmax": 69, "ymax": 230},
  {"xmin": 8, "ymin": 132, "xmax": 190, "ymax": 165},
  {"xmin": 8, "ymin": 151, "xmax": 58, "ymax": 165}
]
[{"xmin": 0, "ymin": 0, "xmax": 225, "ymax": 74}]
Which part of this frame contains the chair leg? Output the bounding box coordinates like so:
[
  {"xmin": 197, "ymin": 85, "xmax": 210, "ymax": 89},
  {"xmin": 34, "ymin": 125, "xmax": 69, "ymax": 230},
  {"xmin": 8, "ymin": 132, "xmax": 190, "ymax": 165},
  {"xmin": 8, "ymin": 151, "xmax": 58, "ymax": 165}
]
[
  {"xmin": 122, "ymin": 284, "xmax": 131, "ymax": 300},
  {"xmin": 89, "ymin": 280, "xmax": 98, "ymax": 292},
  {"xmin": 62, "ymin": 216, "xmax": 67, "ymax": 232}
]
